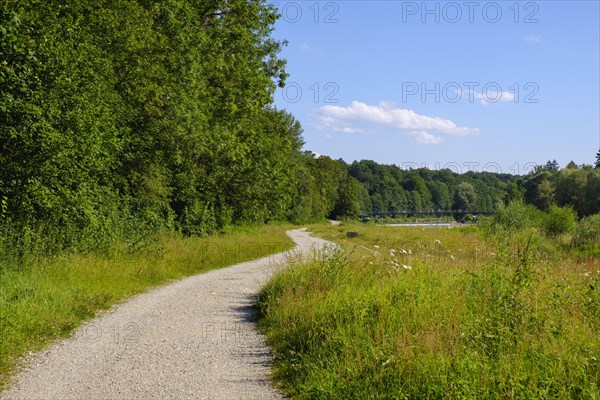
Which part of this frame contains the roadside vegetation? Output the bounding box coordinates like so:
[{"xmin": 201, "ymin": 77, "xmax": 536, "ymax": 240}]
[
  {"xmin": 259, "ymin": 204, "xmax": 600, "ymax": 399},
  {"xmin": 0, "ymin": 224, "xmax": 293, "ymax": 389}
]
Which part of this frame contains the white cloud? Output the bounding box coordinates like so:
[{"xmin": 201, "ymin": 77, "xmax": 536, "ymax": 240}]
[
  {"xmin": 473, "ymin": 90, "xmax": 515, "ymax": 105},
  {"xmin": 410, "ymin": 130, "xmax": 443, "ymax": 144},
  {"xmin": 456, "ymin": 88, "xmax": 515, "ymax": 105},
  {"xmin": 313, "ymin": 101, "xmax": 478, "ymax": 144},
  {"xmin": 301, "ymin": 42, "xmax": 320, "ymax": 54},
  {"xmin": 523, "ymin": 34, "xmax": 542, "ymax": 43}
]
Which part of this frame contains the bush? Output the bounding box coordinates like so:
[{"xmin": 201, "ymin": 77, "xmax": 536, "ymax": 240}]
[
  {"xmin": 492, "ymin": 201, "xmax": 543, "ymax": 231},
  {"xmin": 543, "ymin": 205, "xmax": 577, "ymax": 236},
  {"xmin": 573, "ymin": 213, "xmax": 600, "ymax": 246}
]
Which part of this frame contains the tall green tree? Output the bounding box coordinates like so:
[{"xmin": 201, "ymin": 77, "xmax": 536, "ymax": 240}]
[
  {"xmin": 331, "ymin": 176, "xmax": 369, "ymax": 218},
  {"xmin": 453, "ymin": 182, "xmax": 478, "ymax": 211},
  {"xmin": 544, "ymin": 160, "xmax": 560, "ymax": 172},
  {"xmin": 582, "ymin": 169, "xmax": 600, "ymax": 216},
  {"xmin": 428, "ymin": 182, "xmax": 452, "ymax": 210},
  {"xmin": 554, "ymin": 168, "xmax": 587, "ymax": 216},
  {"xmin": 524, "ymin": 173, "xmax": 555, "ymax": 211}
]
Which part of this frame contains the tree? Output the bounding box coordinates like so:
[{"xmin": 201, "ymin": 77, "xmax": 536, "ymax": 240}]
[
  {"xmin": 332, "ymin": 176, "xmax": 369, "ymax": 218},
  {"xmin": 544, "ymin": 160, "xmax": 560, "ymax": 172},
  {"xmin": 403, "ymin": 174, "xmax": 432, "ymax": 209},
  {"xmin": 524, "ymin": 173, "xmax": 555, "ymax": 211},
  {"xmin": 453, "ymin": 182, "xmax": 478, "ymax": 211},
  {"xmin": 595, "ymin": 148, "xmax": 600, "ymax": 169},
  {"xmin": 408, "ymin": 191, "xmax": 423, "ymax": 212},
  {"xmin": 566, "ymin": 161, "xmax": 578, "ymax": 170},
  {"xmin": 555, "ymin": 168, "xmax": 588, "ymax": 216},
  {"xmin": 582, "ymin": 169, "xmax": 600, "ymax": 216},
  {"xmin": 505, "ymin": 182, "xmax": 524, "ymax": 204},
  {"xmin": 452, "ymin": 182, "xmax": 477, "ymax": 221},
  {"xmin": 429, "ymin": 182, "xmax": 452, "ymax": 210}
]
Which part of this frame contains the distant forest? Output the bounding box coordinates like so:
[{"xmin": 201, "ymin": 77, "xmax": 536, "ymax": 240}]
[
  {"xmin": 1, "ymin": 1, "xmax": 599, "ymax": 255},
  {"xmin": 287, "ymin": 155, "xmax": 600, "ymax": 221}
]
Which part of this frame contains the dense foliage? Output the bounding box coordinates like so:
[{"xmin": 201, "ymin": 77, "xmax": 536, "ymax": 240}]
[
  {"xmin": 1, "ymin": 0, "xmax": 297, "ymax": 254},
  {"xmin": 1, "ymin": 1, "xmax": 597, "ymax": 259},
  {"xmin": 347, "ymin": 160, "xmax": 520, "ymax": 214},
  {"xmin": 523, "ymin": 162, "xmax": 600, "ymax": 217}
]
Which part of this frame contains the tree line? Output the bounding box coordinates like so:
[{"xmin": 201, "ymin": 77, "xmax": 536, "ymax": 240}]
[
  {"xmin": 1, "ymin": 0, "xmax": 598, "ymax": 257},
  {"xmin": 1, "ymin": 0, "xmax": 299, "ymax": 253},
  {"xmin": 336, "ymin": 158, "xmax": 599, "ymax": 218},
  {"xmin": 522, "ymin": 160, "xmax": 600, "ymax": 217},
  {"xmin": 231, "ymin": 151, "xmax": 599, "ymax": 223}
]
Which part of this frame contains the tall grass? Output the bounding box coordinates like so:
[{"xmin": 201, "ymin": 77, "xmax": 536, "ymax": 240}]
[
  {"xmin": 259, "ymin": 223, "xmax": 600, "ymax": 399},
  {"xmin": 0, "ymin": 224, "xmax": 294, "ymax": 390}
]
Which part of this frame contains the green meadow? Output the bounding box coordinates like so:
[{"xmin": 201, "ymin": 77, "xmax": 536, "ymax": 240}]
[{"xmin": 259, "ymin": 213, "xmax": 600, "ymax": 399}]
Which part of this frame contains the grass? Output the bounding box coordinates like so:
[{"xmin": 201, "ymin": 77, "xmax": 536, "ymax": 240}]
[
  {"xmin": 0, "ymin": 224, "xmax": 294, "ymax": 390},
  {"xmin": 258, "ymin": 222, "xmax": 600, "ymax": 399}
]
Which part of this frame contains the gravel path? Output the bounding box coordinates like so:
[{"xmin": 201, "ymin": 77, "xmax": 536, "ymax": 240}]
[{"xmin": 1, "ymin": 229, "xmax": 333, "ymax": 400}]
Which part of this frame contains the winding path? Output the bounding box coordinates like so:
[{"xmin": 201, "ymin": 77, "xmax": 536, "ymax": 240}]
[{"xmin": 2, "ymin": 229, "xmax": 333, "ymax": 400}]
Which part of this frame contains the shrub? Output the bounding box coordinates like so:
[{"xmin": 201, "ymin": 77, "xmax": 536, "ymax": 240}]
[
  {"xmin": 573, "ymin": 213, "xmax": 600, "ymax": 246},
  {"xmin": 492, "ymin": 201, "xmax": 543, "ymax": 231},
  {"xmin": 543, "ymin": 205, "xmax": 577, "ymax": 236}
]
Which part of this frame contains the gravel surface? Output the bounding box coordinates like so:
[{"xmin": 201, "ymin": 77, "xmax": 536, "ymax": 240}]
[{"xmin": 1, "ymin": 229, "xmax": 334, "ymax": 400}]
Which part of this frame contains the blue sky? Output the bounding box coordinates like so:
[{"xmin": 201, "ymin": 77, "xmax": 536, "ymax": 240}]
[{"xmin": 269, "ymin": 0, "xmax": 600, "ymax": 174}]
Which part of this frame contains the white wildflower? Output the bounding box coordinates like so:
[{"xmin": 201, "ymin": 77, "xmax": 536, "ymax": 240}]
[
  {"xmin": 450, "ymin": 255, "xmax": 456, "ymax": 261},
  {"xmin": 403, "ymin": 264, "xmax": 412, "ymax": 270},
  {"xmin": 434, "ymin": 239, "xmax": 441, "ymax": 244}
]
